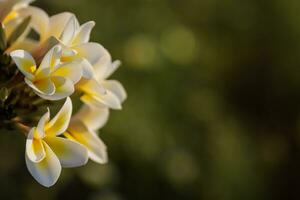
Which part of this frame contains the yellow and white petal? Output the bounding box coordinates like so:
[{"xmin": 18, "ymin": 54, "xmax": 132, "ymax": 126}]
[
  {"xmin": 66, "ymin": 121, "xmax": 108, "ymax": 164},
  {"xmin": 37, "ymin": 45, "xmax": 62, "ymax": 74},
  {"xmin": 25, "ymin": 78, "xmax": 55, "ymax": 96},
  {"xmin": 34, "ymin": 67, "xmax": 51, "ymax": 81},
  {"xmin": 0, "ymin": 0, "xmax": 33, "ymax": 21},
  {"xmin": 77, "ymin": 78, "xmax": 106, "ymax": 97},
  {"xmin": 47, "ymin": 12, "xmax": 73, "ymax": 40},
  {"xmin": 80, "ymin": 94, "xmax": 103, "ymax": 108},
  {"xmin": 73, "ymin": 105, "xmax": 109, "ymax": 131},
  {"xmin": 73, "ymin": 42, "xmax": 104, "ymax": 65},
  {"xmin": 52, "ymin": 77, "xmax": 75, "ymax": 100},
  {"xmin": 44, "ymin": 136, "xmax": 88, "ymax": 168},
  {"xmin": 59, "ymin": 15, "xmax": 77, "ymax": 45},
  {"xmin": 52, "ymin": 60, "xmax": 82, "ymax": 84},
  {"xmin": 0, "ymin": 0, "xmax": 20, "ymax": 21},
  {"xmin": 26, "ymin": 128, "xmax": 46, "ymax": 162},
  {"xmin": 6, "ymin": 38, "xmax": 39, "ymax": 53},
  {"xmin": 38, "ymin": 76, "xmax": 74, "ymax": 100},
  {"xmin": 18, "ymin": 6, "xmax": 49, "ymax": 41},
  {"xmin": 46, "ymin": 97, "xmax": 72, "ymax": 136},
  {"xmin": 102, "ymin": 80, "xmax": 127, "ymax": 103},
  {"xmin": 81, "ymin": 91, "xmax": 121, "ymax": 110},
  {"xmin": 3, "ymin": 14, "xmax": 22, "ymax": 39},
  {"xmin": 10, "ymin": 50, "xmax": 36, "ymax": 80},
  {"xmin": 25, "ymin": 141, "xmax": 61, "ymax": 187},
  {"xmin": 36, "ymin": 109, "xmax": 50, "ymax": 138},
  {"xmin": 72, "ymin": 21, "xmax": 95, "ymax": 46}
]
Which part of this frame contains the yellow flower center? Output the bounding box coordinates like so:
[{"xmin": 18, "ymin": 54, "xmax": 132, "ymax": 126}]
[
  {"xmin": 3, "ymin": 11, "xmax": 18, "ymax": 24},
  {"xmin": 29, "ymin": 65, "xmax": 37, "ymax": 73},
  {"xmin": 61, "ymin": 55, "xmax": 73, "ymax": 62}
]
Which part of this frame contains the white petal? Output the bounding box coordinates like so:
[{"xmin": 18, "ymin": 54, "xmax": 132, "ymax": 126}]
[
  {"xmin": 52, "ymin": 60, "xmax": 82, "ymax": 84},
  {"xmin": 44, "ymin": 136, "xmax": 88, "ymax": 168},
  {"xmin": 81, "ymin": 91, "xmax": 122, "ymax": 110},
  {"xmin": 73, "ymin": 42, "xmax": 104, "ymax": 65},
  {"xmin": 13, "ymin": 0, "xmax": 34, "ymax": 10},
  {"xmin": 95, "ymin": 90, "xmax": 122, "ymax": 110},
  {"xmin": 40, "ymin": 76, "xmax": 74, "ymax": 100},
  {"xmin": 38, "ymin": 45, "xmax": 62, "ymax": 74},
  {"xmin": 25, "ymin": 141, "xmax": 61, "ymax": 187},
  {"xmin": 80, "ymin": 94, "xmax": 103, "ymax": 108},
  {"xmin": 26, "ymin": 128, "xmax": 46, "ymax": 162},
  {"xmin": 66, "ymin": 121, "xmax": 108, "ymax": 164},
  {"xmin": 102, "ymin": 80, "xmax": 127, "ymax": 103},
  {"xmin": 103, "ymin": 60, "xmax": 121, "ymax": 79},
  {"xmin": 10, "ymin": 50, "xmax": 36, "ymax": 80},
  {"xmin": 77, "ymin": 78, "xmax": 106, "ymax": 97},
  {"xmin": 72, "ymin": 21, "xmax": 95, "ymax": 46},
  {"xmin": 48, "ymin": 12, "xmax": 73, "ymax": 39},
  {"xmin": 73, "ymin": 105, "xmax": 109, "ymax": 130},
  {"xmin": 36, "ymin": 109, "xmax": 50, "ymax": 138},
  {"xmin": 25, "ymin": 78, "xmax": 55, "ymax": 96},
  {"xmin": 46, "ymin": 97, "xmax": 72, "ymax": 136},
  {"xmin": 92, "ymin": 56, "xmax": 121, "ymax": 81},
  {"xmin": 87, "ymin": 131, "xmax": 108, "ymax": 164},
  {"xmin": 79, "ymin": 58, "xmax": 94, "ymax": 79},
  {"xmin": 6, "ymin": 38, "xmax": 38, "ymax": 53},
  {"xmin": 59, "ymin": 15, "xmax": 77, "ymax": 45}
]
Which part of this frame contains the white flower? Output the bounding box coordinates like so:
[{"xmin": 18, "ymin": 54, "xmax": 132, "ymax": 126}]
[
  {"xmin": 10, "ymin": 45, "xmax": 83, "ymax": 100},
  {"xmin": 25, "ymin": 97, "xmax": 88, "ymax": 187},
  {"xmin": 20, "ymin": 11, "xmax": 104, "ymax": 79},
  {"xmin": 65, "ymin": 105, "xmax": 109, "ymax": 164},
  {"xmin": 0, "ymin": 0, "xmax": 33, "ymax": 22},
  {"xmin": 0, "ymin": 0, "xmax": 39, "ymax": 51},
  {"xmin": 77, "ymin": 46, "xmax": 127, "ymax": 109}
]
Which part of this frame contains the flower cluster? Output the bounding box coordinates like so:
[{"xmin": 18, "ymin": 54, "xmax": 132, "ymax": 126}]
[{"xmin": 0, "ymin": 0, "xmax": 126, "ymax": 187}]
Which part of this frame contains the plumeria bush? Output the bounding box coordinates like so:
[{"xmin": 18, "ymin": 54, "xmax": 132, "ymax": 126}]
[{"xmin": 0, "ymin": 0, "xmax": 126, "ymax": 187}]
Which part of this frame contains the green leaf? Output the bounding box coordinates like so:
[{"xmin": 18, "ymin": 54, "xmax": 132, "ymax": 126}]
[
  {"xmin": 0, "ymin": 23, "xmax": 6, "ymax": 52},
  {"xmin": 8, "ymin": 16, "xmax": 31, "ymax": 46}
]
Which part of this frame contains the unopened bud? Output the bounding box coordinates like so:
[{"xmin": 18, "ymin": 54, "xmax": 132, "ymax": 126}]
[{"xmin": 0, "ymin": 87, "xmax": 8, "ymax": 101}]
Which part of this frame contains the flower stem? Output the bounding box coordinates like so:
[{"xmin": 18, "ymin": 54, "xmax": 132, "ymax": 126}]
[{"xmin": 11, "ymin": 117, "xmax": 30, "ymax": 136}]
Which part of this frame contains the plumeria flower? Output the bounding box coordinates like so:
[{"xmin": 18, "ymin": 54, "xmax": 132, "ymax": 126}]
[
  {"xmin": 57, "ymin": 15, "xmax": 101, "ymax": 79},
  {"xmin": 0, "ymin": 1, "xmax": 126, "ymax": 188},
  {"xmin": 20, "ymin": 11, "xmax": 103, "ymax": 79},
  {"xmin": 0, "ymin": 0, "xmax": 33, "ymax": 22},
  {"xmin": 10, "ymin": 45, "xmax": 83, "ymax": 100},
  {"xmin": 64, "ymin": 105, "xmax": 109, "ymax": 164},
  {"xmin": 77, "ymin": 46, "xmax": 127, "ymax": 110},
  {"xmin": 0, "ymin": 0, "xmax": 39, "ymax": 51},
  {"xmin": 25, "ymin": 97, "xmax": 88, "ymax": 187},
  {"xmin": 0, "ymin": 0, "xmax": 61, "ymax": 52}
]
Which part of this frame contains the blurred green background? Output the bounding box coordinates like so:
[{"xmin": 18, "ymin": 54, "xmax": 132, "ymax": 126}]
[{"xmin": 3, "ymin": 0, "xmax": 300, "ymax": 199}]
